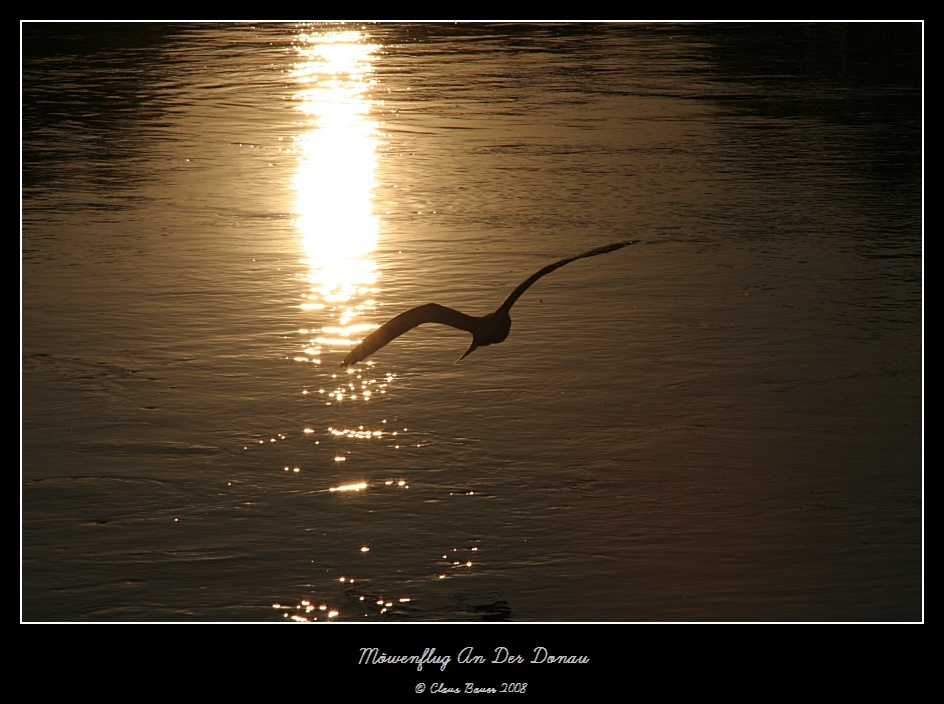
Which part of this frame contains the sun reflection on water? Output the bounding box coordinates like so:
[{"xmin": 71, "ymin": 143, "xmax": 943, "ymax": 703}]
[
  {"xmin": 290, "ymin": 28, "xmax": 382, "ymax": 367},
  {"xmin": 266, "ymin": 25, "xmax": 443, "ymax": 622}
]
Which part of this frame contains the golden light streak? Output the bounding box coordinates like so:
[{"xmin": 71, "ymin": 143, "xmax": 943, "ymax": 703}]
[
  {"xmin": 329, "ymin": 481, "xmax": 367, "ymax": 492},
  {"xmin": 290, "ymin": 28, "xmax": 382, "ymax": 365}
]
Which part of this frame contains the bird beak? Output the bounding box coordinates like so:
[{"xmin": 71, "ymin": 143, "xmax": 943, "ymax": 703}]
[{"xmin": 456, "ymin": 342, "xmax": 478, "ymax": 363}]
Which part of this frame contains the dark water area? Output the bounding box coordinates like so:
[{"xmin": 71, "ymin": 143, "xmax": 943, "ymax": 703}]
[{"xmin": 22, "ymin": 21, "xmax": 922, "ymax": 630}]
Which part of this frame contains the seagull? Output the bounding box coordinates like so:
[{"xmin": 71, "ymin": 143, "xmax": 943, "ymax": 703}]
[{"xmin": 341, "ymin": 240, "xmax": 638, "ymax": 367}]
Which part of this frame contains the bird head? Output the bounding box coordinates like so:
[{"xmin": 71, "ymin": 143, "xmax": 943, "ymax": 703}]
[{"xmin": 456, "ymin": 341, "xmax": 478, "ymax": 363}]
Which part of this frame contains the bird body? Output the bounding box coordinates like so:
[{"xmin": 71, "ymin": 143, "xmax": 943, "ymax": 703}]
[{"xmin": 341, "ymin": 240, "xmax": 638, "ymax": 367}]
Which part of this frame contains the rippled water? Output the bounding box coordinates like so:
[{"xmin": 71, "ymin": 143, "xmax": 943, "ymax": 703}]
[{"xmin": 22, "ymin": 22, "xmax": 922, "ymax": 622}]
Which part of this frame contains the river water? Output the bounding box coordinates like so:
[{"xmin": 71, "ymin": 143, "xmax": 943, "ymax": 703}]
[{"xmin": 22, "ymin": 22, "xmax": 922, "ymax": 622}]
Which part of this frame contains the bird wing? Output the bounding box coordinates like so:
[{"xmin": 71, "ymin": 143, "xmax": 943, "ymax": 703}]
[
  {"xmin": 341, "ymin": 303, "xmax": 481, "ymax": 367},
  {"xmin": 496, "ymin": 240, "xmax": 639, "ymax": 313}
]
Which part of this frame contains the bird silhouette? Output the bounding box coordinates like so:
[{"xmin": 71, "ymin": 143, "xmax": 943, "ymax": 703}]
[{"xmin": 341, "ymin": 240, "xmax": 639, "ymax": 367}]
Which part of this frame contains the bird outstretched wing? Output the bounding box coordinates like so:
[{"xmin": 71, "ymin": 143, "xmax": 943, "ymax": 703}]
[
  {"xmin": 340, "ymin": 240, "xmax": 638, "ymax": 367},
  {"xmin": 341, "ymin": 303, "xmax": 480, "ymax": 367},
  {"xmin": 496, "ymin": 240, "xmax": 639, "ymax": 313}
]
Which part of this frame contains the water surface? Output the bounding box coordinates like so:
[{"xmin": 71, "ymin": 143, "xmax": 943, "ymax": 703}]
[{"xmin": 22, "ymin": 22, "xmax": 922, "ymax": 622}]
